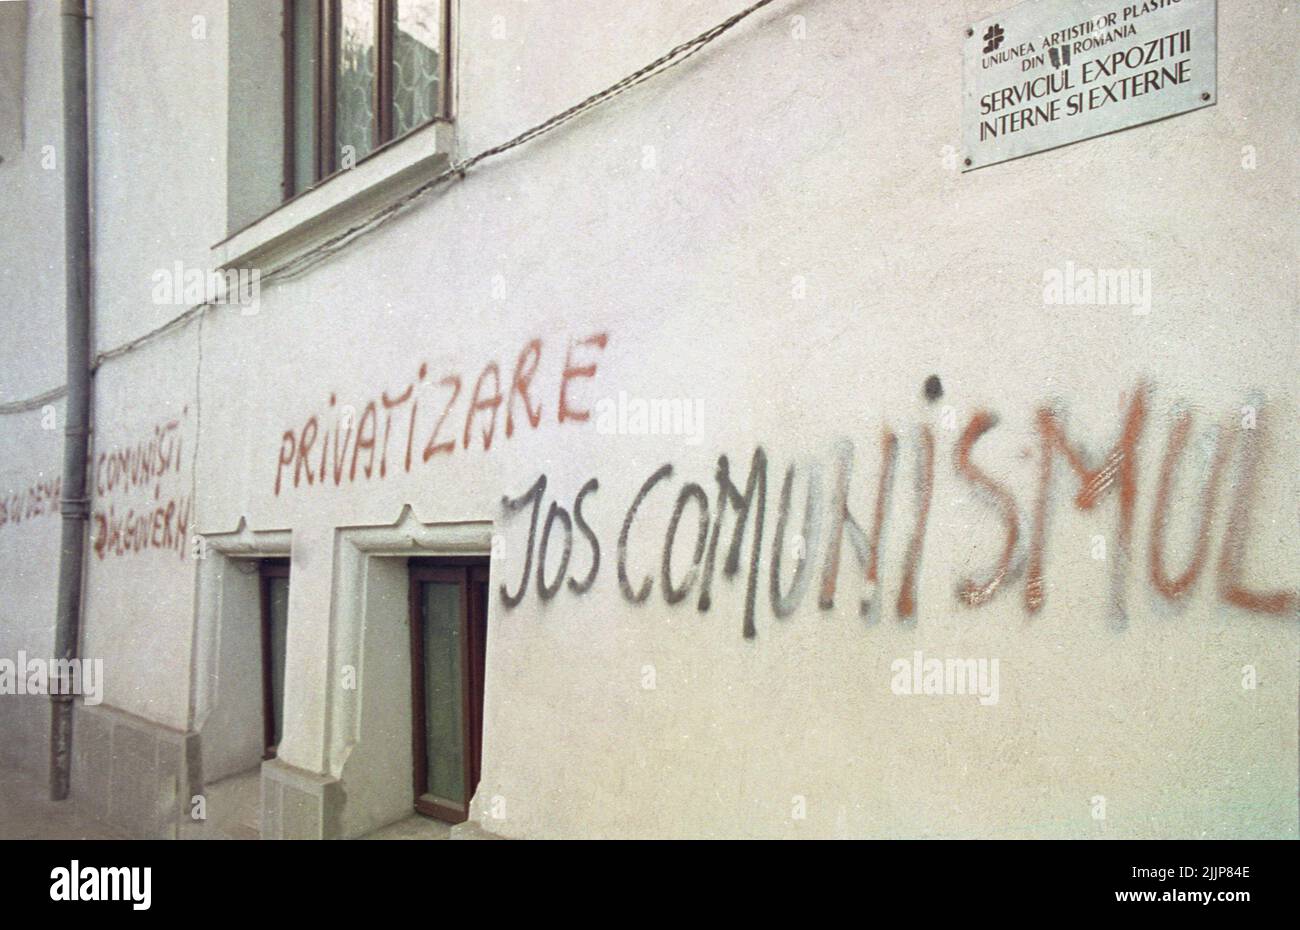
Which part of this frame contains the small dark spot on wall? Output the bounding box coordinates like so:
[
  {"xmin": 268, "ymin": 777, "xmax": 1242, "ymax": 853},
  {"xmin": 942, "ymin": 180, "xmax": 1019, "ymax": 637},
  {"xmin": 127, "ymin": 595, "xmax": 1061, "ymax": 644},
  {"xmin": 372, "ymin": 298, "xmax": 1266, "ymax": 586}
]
[{"xmin": 923, "ymin": 375, "xmax": 943, "ymax": 403}]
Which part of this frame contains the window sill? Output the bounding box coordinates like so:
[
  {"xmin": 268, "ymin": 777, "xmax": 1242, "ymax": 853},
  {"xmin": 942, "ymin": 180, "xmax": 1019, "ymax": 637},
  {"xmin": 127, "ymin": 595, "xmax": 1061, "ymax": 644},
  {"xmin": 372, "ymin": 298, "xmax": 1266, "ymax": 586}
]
[{"xmin": 213, "ymin": 119, "xmax": 455, "ymax": 274}]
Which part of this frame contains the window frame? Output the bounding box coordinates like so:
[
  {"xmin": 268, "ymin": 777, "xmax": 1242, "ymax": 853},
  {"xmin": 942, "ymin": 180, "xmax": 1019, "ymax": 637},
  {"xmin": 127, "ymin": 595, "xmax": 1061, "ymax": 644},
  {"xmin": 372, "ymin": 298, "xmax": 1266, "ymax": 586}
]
[
  {"xmin": 408, "ymin": 557, "xmax": 488, "ymax": 823},
  {"xmin": 283, "ymin": 0, "xmax": 454, "ymax": 199},
  {"xmin": 258, "ymin": 558, "xmax": 292, "ymax": 760}
]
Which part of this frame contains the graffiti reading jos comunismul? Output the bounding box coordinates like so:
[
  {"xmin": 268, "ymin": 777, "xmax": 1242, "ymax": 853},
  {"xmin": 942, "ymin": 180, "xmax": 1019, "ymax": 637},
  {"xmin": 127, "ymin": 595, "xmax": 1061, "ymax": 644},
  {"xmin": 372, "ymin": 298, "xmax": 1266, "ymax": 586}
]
[{"xmin": 496, "ymin": 383, "xmax": 1296, "ymax": 634}]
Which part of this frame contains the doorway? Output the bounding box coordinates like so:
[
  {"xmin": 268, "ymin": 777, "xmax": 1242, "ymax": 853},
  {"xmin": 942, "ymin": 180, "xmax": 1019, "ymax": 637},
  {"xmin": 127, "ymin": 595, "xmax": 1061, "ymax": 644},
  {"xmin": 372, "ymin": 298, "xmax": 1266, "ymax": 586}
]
[
  {"xmin": 189, "ymin": 549, "xmax": 292, "ymax": 839},
  {"xmin": 408, "ymin": 559, "xmax": 488, "ymax": 823},
  {"xmin": 259, "ymin": 558, "xmax": 291, "ymax": 760}
]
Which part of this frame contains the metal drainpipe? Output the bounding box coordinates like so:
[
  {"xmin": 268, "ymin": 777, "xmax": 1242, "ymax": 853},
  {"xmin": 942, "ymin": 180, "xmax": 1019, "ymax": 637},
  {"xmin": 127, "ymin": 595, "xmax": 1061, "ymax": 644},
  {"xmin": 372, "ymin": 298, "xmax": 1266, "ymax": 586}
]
[{"xmin": 50, "ymin": 0, "xmax": 92, "ymax": 801}]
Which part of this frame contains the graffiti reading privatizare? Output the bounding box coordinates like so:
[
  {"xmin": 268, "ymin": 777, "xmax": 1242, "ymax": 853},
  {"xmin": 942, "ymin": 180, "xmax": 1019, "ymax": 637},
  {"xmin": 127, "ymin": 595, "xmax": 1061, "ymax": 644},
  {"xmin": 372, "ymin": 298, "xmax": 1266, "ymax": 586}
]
[
  {"xmin": 497, "ymin": 383, "xmax": 1296, "ymax": 635},
  {"xmin": 273, "ymin": 332, "xmax": 609, "ymax": 495}
]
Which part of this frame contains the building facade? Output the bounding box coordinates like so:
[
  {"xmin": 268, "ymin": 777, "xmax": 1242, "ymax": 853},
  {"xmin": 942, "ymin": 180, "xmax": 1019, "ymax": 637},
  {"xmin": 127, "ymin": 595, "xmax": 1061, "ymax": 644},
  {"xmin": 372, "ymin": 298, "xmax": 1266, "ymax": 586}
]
[{"xmin": 0, "ymin": 0, "xmax": 1296, "ymax": 839}]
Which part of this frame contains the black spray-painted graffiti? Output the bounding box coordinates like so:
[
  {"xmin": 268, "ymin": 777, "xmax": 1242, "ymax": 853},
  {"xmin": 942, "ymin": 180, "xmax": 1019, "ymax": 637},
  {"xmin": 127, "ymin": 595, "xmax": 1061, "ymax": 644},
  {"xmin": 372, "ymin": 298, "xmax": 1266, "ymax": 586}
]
[{"xmin": 496, "ymin": 383, "xmax": 1297, "ymax": 636}]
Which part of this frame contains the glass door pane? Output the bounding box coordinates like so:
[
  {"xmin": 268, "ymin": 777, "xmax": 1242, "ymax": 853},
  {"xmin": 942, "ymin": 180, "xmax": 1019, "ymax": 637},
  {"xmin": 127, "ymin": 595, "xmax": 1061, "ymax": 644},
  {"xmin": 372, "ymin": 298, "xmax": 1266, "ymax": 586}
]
[{"xmin": 421, "ymin": 580, "xmax": 465, "ymax": 807}]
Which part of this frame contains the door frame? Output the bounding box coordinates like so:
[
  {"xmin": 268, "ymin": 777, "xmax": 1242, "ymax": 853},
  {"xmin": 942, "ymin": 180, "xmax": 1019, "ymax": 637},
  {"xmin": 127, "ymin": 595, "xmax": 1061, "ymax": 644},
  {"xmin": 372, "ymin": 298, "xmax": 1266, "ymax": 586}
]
[{"xmin": 408, "ymin": 557, "xmax": 488, "ymax": 823}]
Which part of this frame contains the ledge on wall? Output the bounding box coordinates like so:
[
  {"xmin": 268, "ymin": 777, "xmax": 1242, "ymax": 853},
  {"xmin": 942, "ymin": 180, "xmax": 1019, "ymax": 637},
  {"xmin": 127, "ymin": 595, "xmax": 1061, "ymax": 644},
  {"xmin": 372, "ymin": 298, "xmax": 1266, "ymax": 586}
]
[{"xmin": 212, "ymin": 120, "xmax": 455, "ymax": 278}]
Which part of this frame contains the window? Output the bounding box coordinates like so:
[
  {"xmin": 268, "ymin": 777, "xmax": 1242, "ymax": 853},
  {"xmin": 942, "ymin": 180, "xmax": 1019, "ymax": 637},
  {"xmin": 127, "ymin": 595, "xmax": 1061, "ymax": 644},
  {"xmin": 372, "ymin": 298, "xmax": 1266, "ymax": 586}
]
[
  {"xmin": 284, "ymin": 0, "xmax": 452, "ymax": 198},
  {"xmin": 259, "ymin": 559, "xmax": 292, "ymax": 759},
  {"xmin": 409, "ymin": 559, "xmax": 488, "ymax": 823}
]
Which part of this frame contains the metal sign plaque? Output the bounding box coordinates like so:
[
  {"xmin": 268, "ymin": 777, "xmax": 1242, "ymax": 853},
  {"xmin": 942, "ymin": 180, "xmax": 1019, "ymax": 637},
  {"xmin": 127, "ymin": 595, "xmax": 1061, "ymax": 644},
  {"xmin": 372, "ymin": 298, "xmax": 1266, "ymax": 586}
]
[{"xmin": 962, "ymin": 0, "xmax": 1217, "ymax": 170}]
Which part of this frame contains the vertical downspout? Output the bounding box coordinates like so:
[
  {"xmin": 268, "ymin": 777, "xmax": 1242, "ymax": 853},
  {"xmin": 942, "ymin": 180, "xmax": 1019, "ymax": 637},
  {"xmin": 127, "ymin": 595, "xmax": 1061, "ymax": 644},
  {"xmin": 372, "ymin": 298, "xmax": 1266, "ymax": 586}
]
[{"xmin": 50, "ymin": 0, "xmax": 92, "ymax": 801}]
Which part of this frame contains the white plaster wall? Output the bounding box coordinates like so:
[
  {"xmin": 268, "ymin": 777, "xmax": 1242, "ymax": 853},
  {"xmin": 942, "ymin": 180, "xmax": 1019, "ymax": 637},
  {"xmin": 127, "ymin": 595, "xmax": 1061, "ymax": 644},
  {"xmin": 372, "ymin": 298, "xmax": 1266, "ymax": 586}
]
[
  {"xmin": 0, "ymin": 0, "xmax": 1294, "ymax": 837},
  {"xmin": 0, "ymin": 405, "xmax": 64, "ymax": 783},
  {"xmin": 0, "ymin": 0, "xmax": 217, "ymax": 766},
  {"xmin": 0, "ymin": 1, "xmax": 68, "ymax": 784},
  {"xmin": 197, "ymin": 556, "xmax": 264, "ymax": 783},
  {"xmin": 335, "ymin": 555, "xmax": 418, "ymax": 838},
  {"xmin": 199, "ymin": 0, "xmax": 1296, "ymax": 837},
  {"xmin": 0, "ymin": 0, "xmax": 65, "ymax": 401},
  {"xmin": 80, "ymin": 324, "xmax": 199, "ymax": 731},
  {"xmin": 90, "ymin": 0, "xmax": 228, "ymax": 353},
  {"xmin": 226, "ymin": 0, "xmax": 284, "ymax": 231}
]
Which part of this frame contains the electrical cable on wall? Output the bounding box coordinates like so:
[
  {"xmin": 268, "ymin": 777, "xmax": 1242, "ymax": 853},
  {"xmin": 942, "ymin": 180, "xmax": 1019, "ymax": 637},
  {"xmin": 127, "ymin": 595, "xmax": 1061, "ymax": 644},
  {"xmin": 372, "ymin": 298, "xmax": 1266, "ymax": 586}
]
[{"xmin": 0, "ymin": 0, "xmax": 782, "ymax": 415}]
